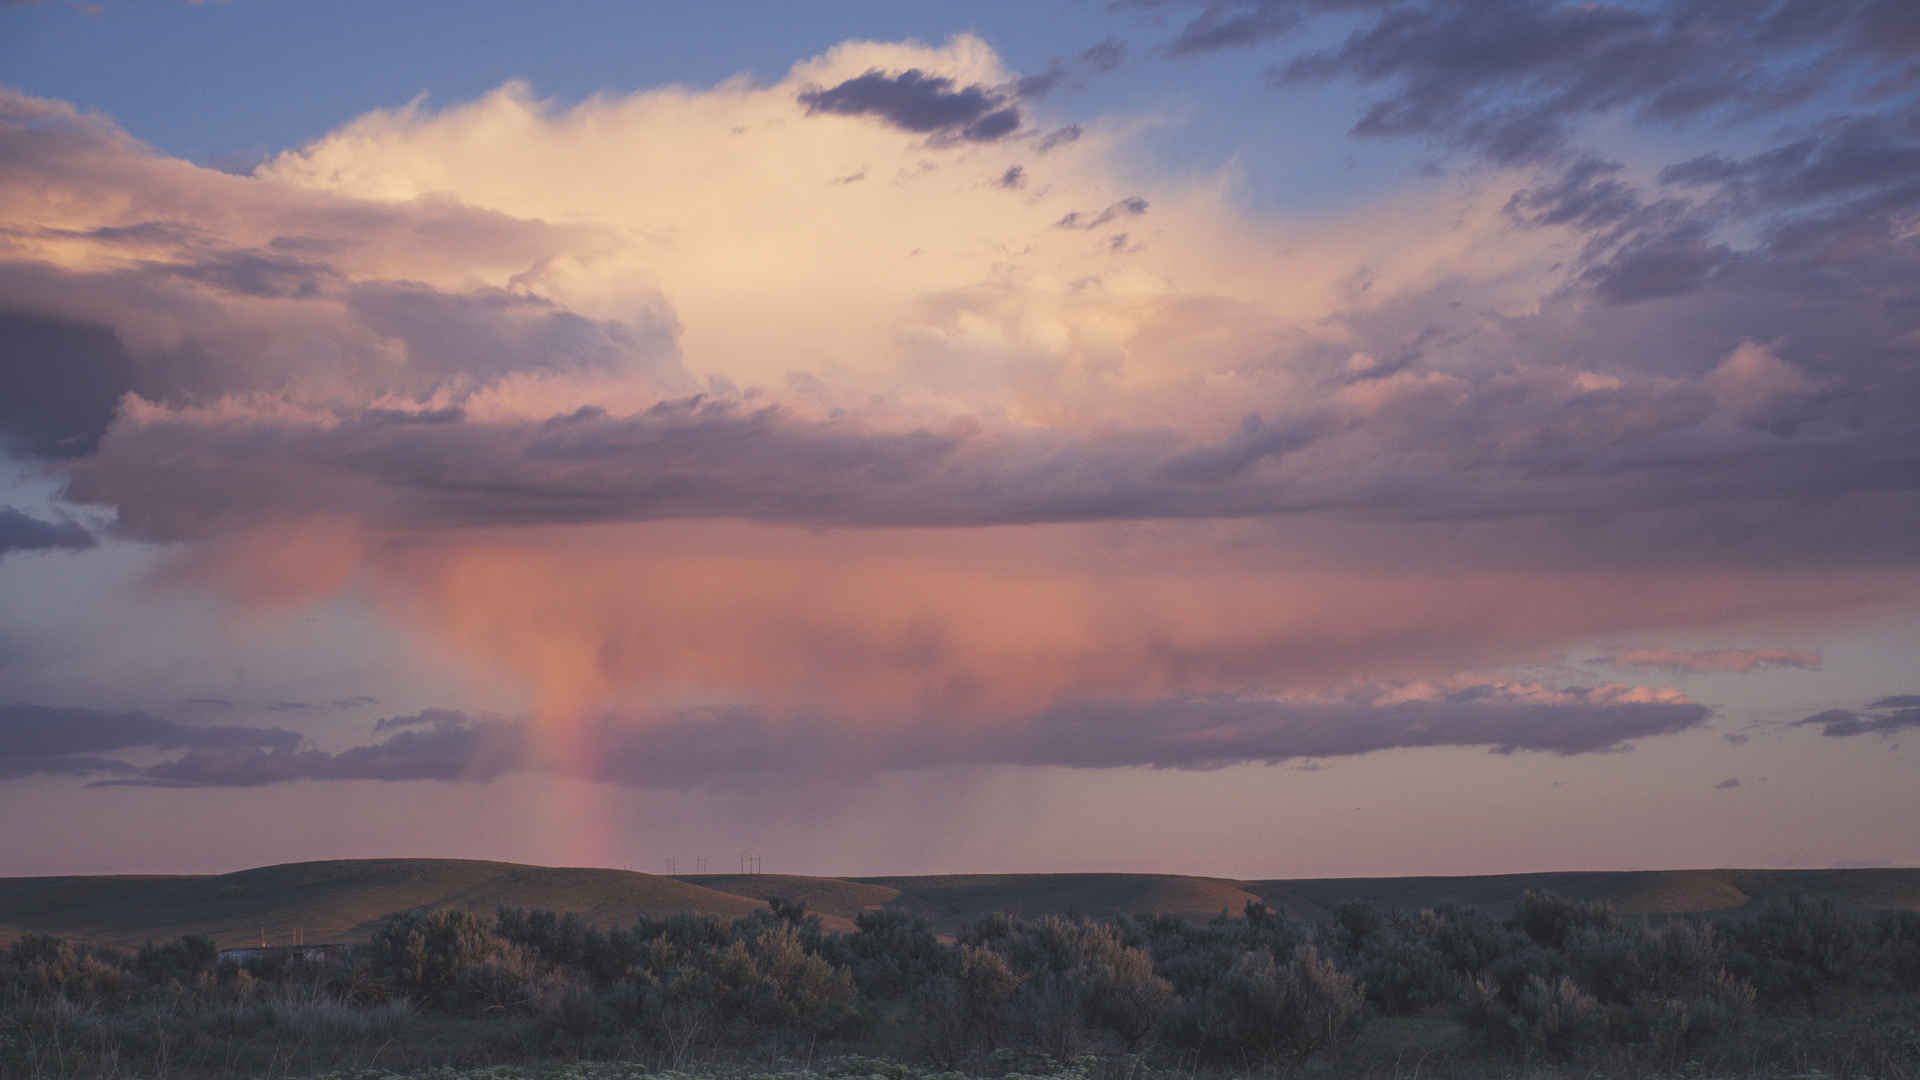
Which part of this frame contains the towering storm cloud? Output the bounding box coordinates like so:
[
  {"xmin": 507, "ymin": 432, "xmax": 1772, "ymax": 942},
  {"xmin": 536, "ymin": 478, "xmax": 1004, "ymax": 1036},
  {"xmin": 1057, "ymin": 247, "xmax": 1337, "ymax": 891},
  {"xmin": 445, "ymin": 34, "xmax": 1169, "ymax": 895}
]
[{"xmin": 0, "ymin": 3, "xmax": 1914, "ymax": 875}]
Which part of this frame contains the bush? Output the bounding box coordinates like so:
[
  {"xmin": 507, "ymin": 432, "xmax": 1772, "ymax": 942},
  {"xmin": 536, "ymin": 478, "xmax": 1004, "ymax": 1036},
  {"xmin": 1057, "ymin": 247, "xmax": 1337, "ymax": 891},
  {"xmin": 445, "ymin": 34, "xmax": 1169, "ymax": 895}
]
[
  {"xmin": 1167, "ymin": 945, "xmax": 1362, "ymax": 1063},
  {"xmin": 1513, "ymin": 891, "xmax": 1617, "ymax": 950},
  {"xmin": 370, "ymin": 908, "xmax": 520, "ymax": 1010},
  {"xmin": 1461, "ymin": 971, "xmax": 1604, "ymax": 1059},
  {"xmin": 1725, "ymin": 895, "xmax": 1869, "ymax": 1009}
]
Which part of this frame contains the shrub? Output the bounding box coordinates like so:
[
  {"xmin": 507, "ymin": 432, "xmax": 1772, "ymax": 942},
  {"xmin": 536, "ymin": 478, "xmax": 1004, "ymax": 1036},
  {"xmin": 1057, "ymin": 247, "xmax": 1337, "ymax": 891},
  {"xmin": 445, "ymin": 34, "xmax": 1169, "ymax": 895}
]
[
  {"xmin": 1725, "ymin": 895, "xmax": 1869, "ymax": 1009},
  {"xmin": 1460, "ymin": 972, "xmax": 1605, "ymax": 1059},
  {"xmin": 369, "ymin": 908, "xmax": 515, "ymax": 1009},
  {"xmin": 1513, "ymin": 891, "xmax": 1617, "ymax": 950},
  {"xmin": 1875, "ymin": 909, "xmax": 1920, "ymax": 992},
  {"xmin": 1167, "ymin": 944, "xmax": 1362, "ymax": 1063}
]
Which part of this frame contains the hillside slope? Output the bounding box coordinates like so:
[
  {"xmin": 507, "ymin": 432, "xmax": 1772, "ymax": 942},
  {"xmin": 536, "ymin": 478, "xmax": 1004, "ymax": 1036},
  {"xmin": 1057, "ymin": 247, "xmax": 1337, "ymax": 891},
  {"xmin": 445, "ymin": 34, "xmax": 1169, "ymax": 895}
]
[
  {"xmin": 858, "ymin": 873, "xmax": 1267, "ymax": 933},
  {"xmin": 0, "ymin": 859, "xmax": 769, "ymax": 949},
  {"xmin": 4, "ymin": 860, "xmax": 1917, "ymax": 949},
  {"xmin": 1243, "ymin": 867, "xmax": 1920, "ymax": 921}
]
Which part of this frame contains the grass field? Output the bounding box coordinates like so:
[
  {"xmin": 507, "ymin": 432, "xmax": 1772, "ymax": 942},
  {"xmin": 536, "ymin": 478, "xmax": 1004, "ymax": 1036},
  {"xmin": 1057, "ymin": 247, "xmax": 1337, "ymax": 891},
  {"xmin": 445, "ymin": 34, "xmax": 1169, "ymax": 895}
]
[{"xmin": 3, "ymin": 858, "xmax": 1917, "ymax": 948}]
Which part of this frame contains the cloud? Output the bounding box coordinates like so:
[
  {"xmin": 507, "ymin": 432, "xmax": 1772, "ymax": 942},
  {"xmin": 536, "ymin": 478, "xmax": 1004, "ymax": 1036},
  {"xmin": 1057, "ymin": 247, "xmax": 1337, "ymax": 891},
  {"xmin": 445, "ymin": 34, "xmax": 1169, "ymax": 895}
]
[
  {"xmin": 72, "ymin": 680, "xmax": 1707, "ymax": 789},
  {"xmin": 1055, "ymin": 196, "xmax": 1149, "ymax": 230},
  {"xmin": 799, "ymin": 69, "xmax": 1020, "ymax": 142},
  {"xmin": 1166, "ymin": 3, "xmax": 1303, "ymax": 56},
  {"xmin": 1715, "ymin": 777, "xmax": 1741, "ymax": 789},
  {"xmin": 5, "ymin": 33, "xmax": 1920, "ymax": 771},
  {"xmin": 1796, "ymin": 698, "xmax": 1920, "ymax": 738},
  {"xmin": 0, "ymin": 310, "xmax": 135, "ymax": 459},
  {"xmin": 0, "ymin": 507, "xmax": 95, "ymax": 558},
  {"xmin": 1081, "ymin": 38, "xmax": 1127, "ymax": 73},
  {"xmin": 1594, "ymin": 648, "xmax": 1821, "ymax": 675},
  {"xmin": 119, "ymin": 717, "xmax": 526, "ymax": 787},
  {"xmin": 373, "ymin": 707, "xmax": 467, "ymax": 732},
  {"xmin": 1270, "ymin": 1, "xmax": 1912, "ymax": 164},
  {"xmin": 0, "ymin": 703, "xmax": 298, "ymax": 779}
]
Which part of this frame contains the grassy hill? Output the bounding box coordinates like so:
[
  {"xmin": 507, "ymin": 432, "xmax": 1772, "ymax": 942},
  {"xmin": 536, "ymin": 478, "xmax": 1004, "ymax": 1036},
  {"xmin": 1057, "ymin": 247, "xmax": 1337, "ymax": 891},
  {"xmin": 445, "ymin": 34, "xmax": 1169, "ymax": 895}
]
[
  {"xmin": 1244, "ymin": 867, "xmax": 1920, "ymax": 921},
  {"xmin": 3, "ymin": 859, "xmax": 1917, "ymax": 949},
  {"xmin": 683, "ymin": 873, "xmax": 901, "ymax": 923},
  {"xmin": 855, "ymin": 873, "xmax": 1267, "ymax": 933},
  {"xmin": 0, "ymin": 859, "xmax": 768, "ymax": 949}
]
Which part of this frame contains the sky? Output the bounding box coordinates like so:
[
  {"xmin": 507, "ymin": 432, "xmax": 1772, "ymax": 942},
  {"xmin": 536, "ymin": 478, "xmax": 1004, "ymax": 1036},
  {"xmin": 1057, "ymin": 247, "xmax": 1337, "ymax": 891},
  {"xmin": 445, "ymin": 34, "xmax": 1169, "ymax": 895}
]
[{"xmin": 1, "ymin": 0, "xmax": 1917, "ymax": 880}]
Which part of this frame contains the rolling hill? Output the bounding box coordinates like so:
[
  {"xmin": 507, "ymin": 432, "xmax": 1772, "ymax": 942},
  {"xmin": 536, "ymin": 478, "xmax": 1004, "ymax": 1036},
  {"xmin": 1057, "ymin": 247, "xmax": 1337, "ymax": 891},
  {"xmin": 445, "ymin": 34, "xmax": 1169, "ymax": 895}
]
[
  {"xmin": 0, "ymin": 859, "xmax": 769, "ymax": 949},
  {"xmin": 2, "ymin": 859, "xmax": 1916, "ymax": 950}
]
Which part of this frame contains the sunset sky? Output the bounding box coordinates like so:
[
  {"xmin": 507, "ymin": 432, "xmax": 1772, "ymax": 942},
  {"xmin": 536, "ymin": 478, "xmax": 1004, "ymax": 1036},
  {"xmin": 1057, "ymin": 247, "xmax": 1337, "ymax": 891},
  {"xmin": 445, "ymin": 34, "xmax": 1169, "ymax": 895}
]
[{"xmin": 2, "ymin": 0, "xmax": 1916, "ymax": 880}]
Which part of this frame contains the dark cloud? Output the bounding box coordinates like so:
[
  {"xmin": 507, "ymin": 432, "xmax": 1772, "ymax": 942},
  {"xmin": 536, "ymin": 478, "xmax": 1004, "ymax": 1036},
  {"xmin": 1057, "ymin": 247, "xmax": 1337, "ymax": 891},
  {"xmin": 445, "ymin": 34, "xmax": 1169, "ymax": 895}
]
[
  {"xmin": 1037, "ymin": 125, "xmax": 1083, "ymax": 152},
  {"xmin": 997, "ymin": 165, "xmax": 1026, "ymax": 189},
  {"xmin": 122, "ymin": 719, "xmax": 526, "ymax": 787},
  {"xmin": 347, "ymin": 282, "xmax": 682, "ymax": 391},
  {"xmin": 1505, "ymin": 156, "xmax": 1647, "ymax": 232},
  {"xmin": 1167, "ymin": 3, "xmax": 1303, "ymax": 56},
  {"xmin": 1056, "ymin": 196, "xmax": 1149, "ymax": 230},
  {"xmin": 1267, "ymin": 0, "xmax": 1915, "ymax": 163},
  {"xmin": 59, "ymin": 324, "xmax": 1920, "ymax": 568},
  {"xmin": 67, "ymin": 685, "xmax": 1707, "ymax": 789},
  {"xmin": 1584, "ymin": 221, "xmax": 1735, "ymax": 305},
  {"xmin": 1081, "ymin": 38, "xmax": 1128, "ymax": 73},
  {"xmin": 1795, "ymin": 698, "xmax": 1920, "ymax": 738},
  {"xmin": 0, "ymin": 506, "xmax": 95, "ymax": 558},
  {"xmin": 0, "ymin": 703, "xmax": 299, "ymax": 780},
  {"xmin": 159, "ymin": 248, "xmax": 336, "ymax": 299},
  {"xmin": 1015, "ymin": 66, "xmax": 1068, "ymax": 100},
  {"xmin": 1659, "ymin": 112, "xmax": 1920, "ymax": 216},
  {"xmin": 798, "ymin": 69, "xmax": 1022, "ymax": 142},
  {"xmin": 1715, "ymin": 776, "xmax": 1741, "ymax": 788},
  {"xmin": 0, "ymin": 310, "xmax": 135, "ymax": 459}
]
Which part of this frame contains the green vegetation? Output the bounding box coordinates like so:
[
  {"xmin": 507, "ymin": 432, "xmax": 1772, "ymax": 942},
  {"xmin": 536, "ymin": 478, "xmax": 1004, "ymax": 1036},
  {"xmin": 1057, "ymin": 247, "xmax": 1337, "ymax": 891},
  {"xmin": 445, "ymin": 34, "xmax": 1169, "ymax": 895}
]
[{"xmin": 5, "ymin": 887, "xmax": 1920, "ymax": 1079}]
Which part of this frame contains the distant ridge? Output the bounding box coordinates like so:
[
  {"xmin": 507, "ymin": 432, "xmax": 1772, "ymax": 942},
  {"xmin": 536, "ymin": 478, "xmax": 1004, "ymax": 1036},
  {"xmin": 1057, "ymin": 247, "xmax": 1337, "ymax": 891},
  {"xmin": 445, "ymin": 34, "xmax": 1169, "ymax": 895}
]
[{"xmin": 2, "ymin": 859, "xmax": 1916, "ymax": 949}]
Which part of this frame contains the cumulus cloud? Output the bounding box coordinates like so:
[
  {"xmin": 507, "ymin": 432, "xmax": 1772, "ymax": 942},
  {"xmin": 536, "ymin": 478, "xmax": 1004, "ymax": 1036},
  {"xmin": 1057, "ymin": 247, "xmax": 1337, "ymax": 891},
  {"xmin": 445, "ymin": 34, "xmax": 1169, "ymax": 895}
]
[
  {"xmin": 69, "ymin": 680, "xmax": 1706, "ymax": 789},
  {"xmin": 1796, "ymin": 696, "xmax": 1920, "ymax": 738},
  {"xmin": 1594, "ymin": 648, "xmax": 1821, "ymax": 675},
  {"xmin": 4, "ymin": 29, "xmax": 1919, "ymax": 779}
]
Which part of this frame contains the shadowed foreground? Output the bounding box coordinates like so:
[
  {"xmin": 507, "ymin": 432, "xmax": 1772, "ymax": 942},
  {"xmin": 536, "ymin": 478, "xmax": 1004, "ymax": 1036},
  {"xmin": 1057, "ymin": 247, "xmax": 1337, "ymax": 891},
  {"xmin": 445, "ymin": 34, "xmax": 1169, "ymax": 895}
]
[{"xmin": 3, "ymin": 883, "xmax": 1918, "ymax": 1079}]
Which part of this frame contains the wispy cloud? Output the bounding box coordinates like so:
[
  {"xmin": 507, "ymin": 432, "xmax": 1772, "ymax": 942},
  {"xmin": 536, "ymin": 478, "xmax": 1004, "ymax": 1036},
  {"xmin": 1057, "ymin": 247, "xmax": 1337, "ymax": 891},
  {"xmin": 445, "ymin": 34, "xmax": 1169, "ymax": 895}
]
[
  {"xmin": 1593, "ymin": 648, "xmax": 1821, "ymax": 675},
  {"xmin": 64, "ymin": 681, "xmax": 1706, "ymax": 790},
  {"xmin": 1796, "ymin": 696, "xmax": 1920, "ymax": 738},
  {"xmin": 0, "ymin": 507, "xmax": 95, "ymax": 558}
]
